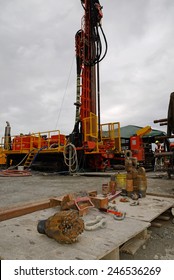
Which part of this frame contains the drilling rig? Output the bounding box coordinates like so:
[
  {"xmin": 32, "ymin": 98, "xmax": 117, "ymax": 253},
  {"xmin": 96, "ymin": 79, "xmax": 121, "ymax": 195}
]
[
  {"xmin": 1, "ymin": 0, "xmax": 123, "ymax": 172},
  {"xmin": 66, "ymin": 0, "xmax": 122, "ymax": 171}
]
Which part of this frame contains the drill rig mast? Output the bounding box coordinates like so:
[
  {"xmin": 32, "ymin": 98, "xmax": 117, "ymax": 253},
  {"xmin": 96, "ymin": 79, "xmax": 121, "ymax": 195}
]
[{"xmin": 72, "ymin": 0, "xmax": 107, "ymax": 147}]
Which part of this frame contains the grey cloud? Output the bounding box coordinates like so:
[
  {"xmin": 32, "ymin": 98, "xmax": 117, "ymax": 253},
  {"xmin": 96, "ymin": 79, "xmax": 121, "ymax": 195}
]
[{"xmin": 0, "ymin": 0, "xmax": 174, "ymax": 138}]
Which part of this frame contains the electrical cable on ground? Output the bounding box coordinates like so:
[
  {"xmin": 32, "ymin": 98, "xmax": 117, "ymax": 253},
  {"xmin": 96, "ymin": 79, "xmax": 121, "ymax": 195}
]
[{"xmin": 0, "ymin": 169, "xmax": 32, "ymax": 177}]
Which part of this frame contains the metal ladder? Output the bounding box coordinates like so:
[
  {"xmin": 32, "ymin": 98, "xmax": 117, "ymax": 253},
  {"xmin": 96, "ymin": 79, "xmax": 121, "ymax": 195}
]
[{"xmin": 24, "ymin": 151, "xmax": 36, "ymax": 168}]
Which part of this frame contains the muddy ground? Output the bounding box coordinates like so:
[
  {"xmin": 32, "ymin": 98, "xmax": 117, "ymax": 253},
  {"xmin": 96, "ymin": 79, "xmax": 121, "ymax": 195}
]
[{"xmin": 0, "ymin": 170, "xmax": 174, "ymax": 260}]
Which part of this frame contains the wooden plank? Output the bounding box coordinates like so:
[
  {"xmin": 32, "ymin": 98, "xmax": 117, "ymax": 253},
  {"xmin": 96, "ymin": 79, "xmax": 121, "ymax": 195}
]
[
  {"xmin": 0, "ymin": 200, "xmax": 51, "ymax": 221},
  {"xmin": 101, "ymin": 248, "xmax": 119, "ymax": 260},
  {"xmin": 0, "ymin": 195, "xmax": 67, "ymax": 222},
  {"xmin": 113, "ymin": 195, "xmax": 174, "ymax": 222},
  {"xmin": 147, "ymin": 192, "xmax": 174, "ymax": 199},
  {"xmin": 120, "ymin": 230, "xmax": 151, "ymax": 255},
  {"xmin": 157, "ymin": 215, "xmax": 170, "ymax": 221},
  {"xmin": 151, "ymin": 222, "xmax": 162, "ymax": 228}
]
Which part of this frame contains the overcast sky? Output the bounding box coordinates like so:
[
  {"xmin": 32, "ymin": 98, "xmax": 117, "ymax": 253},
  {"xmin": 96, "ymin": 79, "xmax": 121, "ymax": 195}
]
[{"xmin": 0, "ymin": 0, "xmax": 174, "ymax": 139}]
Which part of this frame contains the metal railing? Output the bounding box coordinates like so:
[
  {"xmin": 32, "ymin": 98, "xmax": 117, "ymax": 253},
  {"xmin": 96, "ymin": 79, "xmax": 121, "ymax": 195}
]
[
  {"xmin": 1, "ymin": 130, "xmax": 66, "ymax": 153},
  {"xmin": 100, "ymin": 122, "xmax": 121, "ymax": 152},
  {"xmin": 83, "ymin": 113, "xmax": 98, "ymax": 140}
]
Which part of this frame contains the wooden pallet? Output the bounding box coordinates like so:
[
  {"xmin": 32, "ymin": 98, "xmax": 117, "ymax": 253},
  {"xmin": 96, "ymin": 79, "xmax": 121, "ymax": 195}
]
[
  {"xmin": 0, "ymin": 193, "xmax": 173, "ymax": 260},
  {"xmin": 0, "ymin": 207, "xmax": 150, "ymax": 260}
]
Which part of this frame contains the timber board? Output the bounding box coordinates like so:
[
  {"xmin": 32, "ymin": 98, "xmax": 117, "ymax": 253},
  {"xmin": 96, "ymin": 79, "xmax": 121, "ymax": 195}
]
[
  {"xmin": 0, "ymin": 207, "xmax": 150, "ymax": 260},
  {"xmin": 110, "ymin": 195, "xmax": 174, "ymax": 222}
]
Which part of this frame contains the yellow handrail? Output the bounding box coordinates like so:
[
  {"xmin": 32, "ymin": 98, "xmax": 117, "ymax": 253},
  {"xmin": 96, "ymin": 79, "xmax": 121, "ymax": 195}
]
[
  {"xmin": 1, "ymin": 130, "xmax": 66, "ymax": 152},
  {"xmin": 101, "ymin": 122, "xmax": 121, "ymax": 152}
]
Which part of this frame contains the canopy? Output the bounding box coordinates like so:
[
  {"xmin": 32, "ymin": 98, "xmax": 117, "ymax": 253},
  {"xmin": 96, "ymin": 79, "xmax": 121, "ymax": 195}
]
[{"xmin": 120, "ymin": 125, "xmax": 166, "ymax": 139}]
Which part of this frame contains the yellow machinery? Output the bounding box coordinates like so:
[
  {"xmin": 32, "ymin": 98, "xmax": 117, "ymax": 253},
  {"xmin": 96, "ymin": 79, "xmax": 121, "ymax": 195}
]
[
  {"xmin": 0, "ymin": 147, "xmax": 6, "ymax": 166},
  {"xmin": 136, "ymin": 126, "xmax": 151, "ymax": 137},
  {"xmin": 130, "ymin": 126, "xmax": 152, "ymax": 162}
]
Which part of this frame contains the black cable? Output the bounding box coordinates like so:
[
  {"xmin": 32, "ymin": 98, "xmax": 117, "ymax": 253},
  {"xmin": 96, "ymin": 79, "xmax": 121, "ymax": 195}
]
[
  {"xmin": 97, "ymin": 24, "xmax": 108, "ymax": 63},
  {"xmin": 85, "ymin": 24, "xmax": 108, "ymax": 66},
  {"xmin": 80, "ymin": 0, "xmax": 86, "ymax": 10}
]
